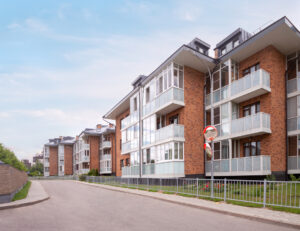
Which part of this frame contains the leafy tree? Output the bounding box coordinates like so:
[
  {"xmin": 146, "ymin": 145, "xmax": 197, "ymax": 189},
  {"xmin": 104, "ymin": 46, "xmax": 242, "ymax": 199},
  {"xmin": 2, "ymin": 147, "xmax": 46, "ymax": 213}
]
[
  {"xmin": 88, "ymin": 169, "xmax": 99, "ymax": 176},
  {"xmin": 29, "ymin": 160, "xmax": 44, "ymax": 176},
  {"xmin": 0, "ymin": 143, "xmax": 27, "ymax": 171}
]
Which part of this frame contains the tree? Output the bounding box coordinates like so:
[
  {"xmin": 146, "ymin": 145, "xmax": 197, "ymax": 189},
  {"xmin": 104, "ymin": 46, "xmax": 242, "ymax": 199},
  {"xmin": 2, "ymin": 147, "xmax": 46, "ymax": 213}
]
[
  {"xmin": 0, "ymin": 143, "xmax": 27, "ymax": 171},
  {"xmin": 29, "ymin": 160, "xmax": 44, "ymax": 176}
]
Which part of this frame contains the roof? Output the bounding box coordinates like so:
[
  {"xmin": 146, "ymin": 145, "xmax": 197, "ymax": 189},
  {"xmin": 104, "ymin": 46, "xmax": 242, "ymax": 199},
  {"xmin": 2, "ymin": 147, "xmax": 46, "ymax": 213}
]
[
  {"xmin": 79, "ymin": 125, "xmax": 115, "ymax": 137},
  {"xmin": 104, "ymin": 16, "xmax": 300, "ymax": 120}
]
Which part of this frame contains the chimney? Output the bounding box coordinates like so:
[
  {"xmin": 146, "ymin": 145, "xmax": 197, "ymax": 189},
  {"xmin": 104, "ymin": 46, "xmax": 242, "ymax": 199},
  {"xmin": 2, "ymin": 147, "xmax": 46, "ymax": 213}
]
[
  {"xmin": 96, "ymin": 124, "xmax": 102, "ymax": 129},
  {"xmin": 59, "ymin": 136, "xmax": 63, "ymax": 141},
  {"xmin": 109, "ymin": 123, "xmax": 113, "ymax": 128},
  {"xmin": 76, "ymin": 136, "xmax": 79, "ymax": 141}
]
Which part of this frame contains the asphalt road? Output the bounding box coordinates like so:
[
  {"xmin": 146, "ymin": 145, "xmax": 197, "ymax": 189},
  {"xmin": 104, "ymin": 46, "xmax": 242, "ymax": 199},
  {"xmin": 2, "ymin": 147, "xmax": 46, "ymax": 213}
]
[{"xmin": 0, "ymin": 180, "xmax": 297, "ymax": 231}]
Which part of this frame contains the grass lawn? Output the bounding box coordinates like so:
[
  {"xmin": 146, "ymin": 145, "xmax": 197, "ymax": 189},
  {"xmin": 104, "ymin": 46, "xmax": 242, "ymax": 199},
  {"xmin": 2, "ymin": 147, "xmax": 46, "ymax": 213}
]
[
  {"xmin": 86, "ymin": 180, "xmax": 300, "ymax": 214},
  {"xmin": 12, "ymin": 181, "xmax": 31, "ymax": 201}
]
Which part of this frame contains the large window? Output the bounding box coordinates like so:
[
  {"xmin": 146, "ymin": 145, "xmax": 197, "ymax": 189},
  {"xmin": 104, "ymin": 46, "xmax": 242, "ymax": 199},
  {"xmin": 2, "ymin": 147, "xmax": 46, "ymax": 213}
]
[
  {"xmin": 243, "ymin": 141, "xmax": 261, "ymax": 157},
  {"xmin": 169, "ymin": 114, "xmax": 179, "ymax": 125},
  {"xmin": 243, "ymin": 102, "xmax": 260, "ymax": 117},
  {"xmin": 155, "ymin": 142, "xmax": 184, "ymax": 162},
  {"xmin": 243, "ymin": 63, "xmax": 260, "ymax": 76},
  {"xmin": 143, "ymin": 115, "xmax": 155, "ymax": 145}
]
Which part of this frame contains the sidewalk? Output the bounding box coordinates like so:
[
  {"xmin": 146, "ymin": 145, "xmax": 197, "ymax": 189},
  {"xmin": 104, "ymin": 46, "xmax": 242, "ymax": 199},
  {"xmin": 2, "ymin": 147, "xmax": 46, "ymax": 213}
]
[
  {"xmin": 0, "ymin": 181, "xmax": 49, "ymax": 210},
  {"xmin": 76, "ymin": 180, "xmax": 300, "ymax": 229}
]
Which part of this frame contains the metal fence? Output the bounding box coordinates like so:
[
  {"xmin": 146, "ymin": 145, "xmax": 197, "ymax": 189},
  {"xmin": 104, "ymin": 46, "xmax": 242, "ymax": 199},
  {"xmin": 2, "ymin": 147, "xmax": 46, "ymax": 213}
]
[
  {"xmin": 83, "ymin": 176, "xmax": 300, "ymax": 209},
  {"xmin": 29, "ymin": 175, "xmax": 77, "ymax": 180}
]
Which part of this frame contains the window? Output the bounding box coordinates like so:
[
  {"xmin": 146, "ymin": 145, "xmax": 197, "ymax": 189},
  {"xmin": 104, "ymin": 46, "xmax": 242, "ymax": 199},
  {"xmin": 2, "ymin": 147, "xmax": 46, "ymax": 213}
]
[
  {"xmin": 243, "ymin": 63, "xmax": 260, "ymax": 76},
  {"xmin": 213, "ymin": 107, "xmax": 220, "ymax": 125},
  {"xmin": 244, "ymin": 141, "xmax": 261, "ymax": 156},
  {"xmin": 287, "ymin": 96, "xmax": 297, "ymax": 119},
  {"xmin": 169, "ymin": 114, "xmax": 179, "ymax": 124},
  {"xmin": 163, "ymin": 71, "xmax": 167, "ymax": 91},
  {"xmin": 120, "ymin": 159, "xmax": 124, "ymax": 170},
  {"xmin": 145, "ymin": 87, "xmax": 150, "ymax": 103},
  {"xmin": 214, "ymin": 142, "xmax": 220, "ymax": 160},
  {"xmin": 287, "ymin": 59, "xmax": 297, "ymax": 80},
  {"xmin": 221, "ymin": 48, "xmax": 226, "ymax": 56},
  {"xmin": 133, "ymin": 97, "xmax": 137, "ymax": 111},
  {"xmin": 179, "ymin": 69, "xmax": 184, "ymax": 88},
  {"xmin": 213, "ymin": 71, "xmax": 220, "ymax": 90},
  {"xmin": 221, "ymin": 140, "xmax": 229, "ymax": 159},
  {"xmin": 206, "ymin": 76, "xmax": 211, "ymax": 95},
  {"xmin": 206, "ymin": 110, "xmax": 211, "ymax": 126},
  {"xmin": 233, "ymin": 39, "xmax": 239, "ymax": 48},
  {"xmin": 156, "ymin": 76, "xmax": 163, "ymax": 95},
  {"xmin": 243, "ymin": 102, "xmax": 260, "ymax": 117},
  {"xmin": 126, "ymin": 158, "xmax": 130, "ymax": 166}
]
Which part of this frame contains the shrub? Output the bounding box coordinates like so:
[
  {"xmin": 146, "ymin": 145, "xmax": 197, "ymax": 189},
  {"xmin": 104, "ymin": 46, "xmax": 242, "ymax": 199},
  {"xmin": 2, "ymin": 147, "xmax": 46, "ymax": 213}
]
[
  {"xmin": 0, "ymin": 143, "xmax": 27, "ymax": 171},
  {"xmin": 79, "ymin": 174, "xmax": 86, "ymax": 181},
  {"xmin": 88, "ymin": 169, "xmax": 99, "ymax": 176},
  {"xmin": 266, "ymin": 175, "xmax": 276, "ymax": 181},
  {"xmin": 290, "ymin": 174, "xmax": 300, "ymax": 181}
]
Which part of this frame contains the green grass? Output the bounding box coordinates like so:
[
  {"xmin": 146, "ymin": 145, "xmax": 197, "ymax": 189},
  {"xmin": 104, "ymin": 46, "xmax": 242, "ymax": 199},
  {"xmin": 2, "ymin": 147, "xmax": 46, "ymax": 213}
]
[
  {"xmin": 85, "ymin": 180, "xmax": 300, "ymax": 214},
  {"xmin": 12, "ymin": 181, "xmax": 31, "ymax": 201}
]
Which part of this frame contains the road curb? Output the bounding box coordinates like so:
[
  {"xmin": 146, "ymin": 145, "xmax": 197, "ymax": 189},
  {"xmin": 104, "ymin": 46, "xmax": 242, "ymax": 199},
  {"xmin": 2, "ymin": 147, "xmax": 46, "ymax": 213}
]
[
  {"xmin": 0, "ymin": 181, "xmax": 50, "ymax": 210},
  {"xmin": 75, "ymin": 180, "xmax": 300, "ymax": 229}
]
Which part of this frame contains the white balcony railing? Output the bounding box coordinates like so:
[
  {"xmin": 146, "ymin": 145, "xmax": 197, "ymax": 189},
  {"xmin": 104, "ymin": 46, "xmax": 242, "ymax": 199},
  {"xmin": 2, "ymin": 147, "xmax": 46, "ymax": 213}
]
[
  {"xmin": 100, "ymin": 154, "xmax": 111, "ymax": 160},
  {"xmin": 205, "ymin": 155, "xmax": 271, "ymax": 176},
  {"xmin": 206, "ymin": 68, "xmax": 270, "ymax": 106},
  {"xmin": 79, "ymin": 169, "xmax": 89, "ymax": 174},
  {"xmin": 287, "ymin": 116, "xmax": 300, "ymax": 132},
  {"xmin": 155, "ymin": 87, "xmax": 184, "ymax": 113},
  {"xmin": 122, "ymin": 161, "xmax": 184, "ymax": 178},
  {"xmin": 231, "ymin": 69, "xmax": 270, "ymax": 100},
  {"xmin": 121, "ymin": 139, "xmax": 138, "ymax": 154},
  {"xmin": 155, "ymin": 124, "xmax": 184, "ymax": 143},
  {"xmin": 230, "ymin": 112, "xmax": 271, "ymax": 139},
  {"xmin": 44, "ymin": 162, "xmax": 49, "ymax": 167},
  {"xmin": 102, "ymin": 141, "xmax": 112, "ymax": 149},
  {"xmin": 287, "ymin": 76, "xmax": 300, "ymax": 94},
  {"xmin": 121, "ymin": 111, "xmax": 139, "ymax": 129},
  {"xmin": 80, "ymin": 155, "xmax": 90, "ymax": 162},
  {"xmin": 288, "ymin": 156, "xmax": 300, "ymax": 174}
]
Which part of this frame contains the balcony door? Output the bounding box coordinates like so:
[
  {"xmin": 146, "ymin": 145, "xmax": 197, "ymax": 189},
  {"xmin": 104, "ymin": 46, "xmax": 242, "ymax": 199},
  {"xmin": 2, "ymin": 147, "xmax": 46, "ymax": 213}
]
[{"xmin": 243, "ymin": 102, "xmax": 260, "ymax": 117}]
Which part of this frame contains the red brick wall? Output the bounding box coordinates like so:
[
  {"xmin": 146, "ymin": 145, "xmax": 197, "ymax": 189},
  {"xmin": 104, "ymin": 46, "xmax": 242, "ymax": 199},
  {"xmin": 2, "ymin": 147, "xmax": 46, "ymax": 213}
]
[
  {"xmin": 64, "ymin": 144, "xmax": 73, "ymax": 175},
  {"xmin": 49, "ymin": 146, "xmax": 58, "ymax": 176},
  {"xmin": 110, "ymin": 133, "xmax": 116, "ymax": 175},
  {"xmin": 115, "ymin": 108, "xmax": 130, "ymax": 176},
  {"xmin": 182, "ymin": 66, "xmax": 205, "ymax": 176},
  {"xmin": 238, "ymin": 45, "xmax": 286, "ymax": 172},
  {"xmin": 0, "ymin": 164, "xmax": 27, "ymax": 197},
  {"xmin": 89, "ymin": 136, "xmax": 100, "ymax": 172}
]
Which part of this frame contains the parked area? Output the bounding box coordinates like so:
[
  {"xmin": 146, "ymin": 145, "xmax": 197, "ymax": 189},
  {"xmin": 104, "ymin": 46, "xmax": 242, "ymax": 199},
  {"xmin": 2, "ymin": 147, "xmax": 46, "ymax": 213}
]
[
  {"xmin": 0, "ymin": 180, "xmax": 298, "ymax": 231},
  {"xmin": 81, "ymin": 176, "xmax": 300, "ymax": 211}
]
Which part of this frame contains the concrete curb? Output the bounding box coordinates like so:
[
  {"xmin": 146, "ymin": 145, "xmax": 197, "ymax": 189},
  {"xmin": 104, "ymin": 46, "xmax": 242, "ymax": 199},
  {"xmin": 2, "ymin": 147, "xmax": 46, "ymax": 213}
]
[
  {"xmin": 75, "ymin": 180, "xmax": 300, "ymax": 229},
  {"xmin": 0, "ymin": 181, "xmax": 50, "ymax": 210}
]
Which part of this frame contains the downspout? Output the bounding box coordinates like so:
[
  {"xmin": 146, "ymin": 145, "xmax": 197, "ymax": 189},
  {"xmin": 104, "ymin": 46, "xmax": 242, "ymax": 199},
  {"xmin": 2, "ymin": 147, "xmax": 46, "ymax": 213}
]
[{"xmin": 285, "ymin": 67, "xmax": 288, "ymax": 181}]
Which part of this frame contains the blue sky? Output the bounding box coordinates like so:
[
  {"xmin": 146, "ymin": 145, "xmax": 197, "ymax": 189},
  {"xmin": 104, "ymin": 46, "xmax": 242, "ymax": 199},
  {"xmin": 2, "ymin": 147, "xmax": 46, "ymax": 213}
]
[{"xmin": 0, "ymin": 0, "xmax": 299, "ymax": 162}]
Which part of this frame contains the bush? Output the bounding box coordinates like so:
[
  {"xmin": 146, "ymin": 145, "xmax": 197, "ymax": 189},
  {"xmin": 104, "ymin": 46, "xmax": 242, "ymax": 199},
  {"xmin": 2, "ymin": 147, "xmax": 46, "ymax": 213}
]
[
  {"xmin": 29, "ymin": 170, "xmax": 43, "ymax": 177},
  {"xmin": 290, "ymin": 174, "xmax": 300, "ymax": 181},
  {"xmin": 0, "ymin": 143, "xmax": 27, "ymax": 171},
  {"xmin": 266, "ymin": 175, "xmax": 276, "ymax": 181},
  {"xmin": 79, "ymin": 174, "xmax": 86, "ymax": 181},
  {"xmin": 88, "ymin": 169, "xmax": 99, "ymax": 176}
]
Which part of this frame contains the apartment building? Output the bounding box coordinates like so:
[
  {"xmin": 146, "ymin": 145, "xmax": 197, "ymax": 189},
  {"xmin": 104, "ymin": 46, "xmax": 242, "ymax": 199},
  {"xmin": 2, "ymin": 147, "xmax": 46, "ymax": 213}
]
[
  {"xmin": 104, "ymin": 16, "xmax": 300, "ymax": 180},
  {"xmin": 73, "ymin": 124, "xmax": 116, "ymax": 175},
  {"xmin": 43, "ymin": 136, "xmax": 75, "ymax": 176}
]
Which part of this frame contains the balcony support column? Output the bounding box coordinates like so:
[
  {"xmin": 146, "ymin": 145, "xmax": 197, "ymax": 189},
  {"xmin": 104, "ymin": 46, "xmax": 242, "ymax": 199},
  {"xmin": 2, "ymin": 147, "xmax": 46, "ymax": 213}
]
[{"xmin": 229, "ymin": 138, "xmax": 232, "ymax": 172}]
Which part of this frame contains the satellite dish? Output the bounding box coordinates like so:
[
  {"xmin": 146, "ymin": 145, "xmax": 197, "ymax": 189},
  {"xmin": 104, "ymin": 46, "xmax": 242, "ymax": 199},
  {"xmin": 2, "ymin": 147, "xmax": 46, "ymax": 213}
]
[{"xmin": 203, "ymin": 126, "xmax": 218, "ymax": 141}]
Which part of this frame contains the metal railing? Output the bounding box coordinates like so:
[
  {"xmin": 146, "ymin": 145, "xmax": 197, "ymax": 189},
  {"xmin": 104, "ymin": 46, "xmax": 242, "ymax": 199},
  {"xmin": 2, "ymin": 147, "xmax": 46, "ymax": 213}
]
[
  {"xmin": 288, "ymin": 156, "xmax": 300, "ymax": 172},
  {"xmin": 231, "ymin": 112, "xmax": 271, "ymax": 136},
  {"xmin": 205, "ymin": 155, "xmax": 271, "ymax": 175},
  {"xmin": 287, "ymin": 116, "xmax": 300, "ymax": 132},
  {"xmin": 155, "ymin": 124, "xmax": 184, "ymax": 142},
  {"xmin": 155, "ymin": 87, "xmax": 184, "ymax": 111},
  {"xmin": 287, "ymin": 76, "xmax": 300, "ymax": 94},
  {"xmin": 101, "ymin": 141, "xmax": 112, "ymax": 149},
  {"xmin": 83, "ymin": 176, "xmax": 300, "ymax": 209},
  {"xmin": 100, "ymin": 154, "xmax": 111, "ymax": 160}
]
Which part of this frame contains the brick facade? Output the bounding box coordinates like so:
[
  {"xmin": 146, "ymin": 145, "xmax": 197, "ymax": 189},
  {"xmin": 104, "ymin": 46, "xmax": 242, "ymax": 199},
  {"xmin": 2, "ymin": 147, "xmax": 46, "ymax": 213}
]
[
  {"xmin": 115, "ymin": 108, "xmax": 130, "ymax": 176},
  {"xmin": 64, "ymin": 144, "xmax": 73, "ymax": 175},
  {"xmin": 89, "ymin": 136, "xmax": 100, "ymax": 171},
  {"xmin": 238, "ymin": 45, "xmax": 286, "ymax": 174},
  {"xmin": 49, "ymin": 146, "xmax": 58, "ymax": 176},
  {"xmin": 0, "ymin": 163, "xmax": 27, "ymax": 203}
]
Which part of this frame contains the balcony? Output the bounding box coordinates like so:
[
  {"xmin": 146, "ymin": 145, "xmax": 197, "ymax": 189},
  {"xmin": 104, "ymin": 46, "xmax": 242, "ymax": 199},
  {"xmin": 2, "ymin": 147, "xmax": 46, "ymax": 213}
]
[
  {"xmin": 205, "ymin": 69, "xmax": 270, "ymax": 106},
  {"xmin": 287, "ymin": 75, "xmax": 300, "ymax": 95},
  {"xmin": 44, "ymin": 152, "xmax": 49, "ymax": 158},
  {"xmin": 44, "ymin": 162, "xmax": 49, "ymax": 167},
  {"xmin": 155, "ymin": 124, "xmax": 184, "ymax": 144},
  {"xmin": 80, "ymin": 155, "xmax": 90, "ymax": 162},
  {"xmin": 287, "ymin": 116, "xmax": 300, "ymax": 133},
  {"xmin": 122, "ymin": 161, "xmax": 184, "ymax": 178},
  {"xmin": 102, "ymin": 141, "xmax": 112, "ymax": 149},
  {"xmin": 230, "ymin": 112, "xmax": 271, "ymax": 139},
  {"xmin": 155, "ymin": 87, "xmax": 184, "ymax": 115},
  {"xmin": 230, "ymin": 69, "xmax": 270, "ymax": 103},
  {"xmin": 100, "ymin": 154, "xmax": 111, "ymax": 160},
  {"xmin": 79, "ymin": 169, "xmax": 89, "ymax": 174},
  {"xmin": 205, "ymin": 155, "xmax": 271, "ymax": 176},
  {"xmin": 121, "ymin": 139, "xmax": 138, "ymax": 154},
  {"xmin": 288, "ymin": 156, "xmax": 300, "ymax": 174},
  {"xmin": 121, "ymin": 111, "xmax": 139, "ymax": 129},
  {"xmin": 100, "ymin": 167, "xmax": 112, "ymax": 174}
]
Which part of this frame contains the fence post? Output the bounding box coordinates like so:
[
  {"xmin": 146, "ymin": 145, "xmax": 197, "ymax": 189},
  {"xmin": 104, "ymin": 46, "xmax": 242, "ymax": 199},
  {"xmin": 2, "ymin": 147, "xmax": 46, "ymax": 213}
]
[
  {"xmin": 177, "ymin": 178, "xmax": 179, "ymax": 194},
  {"xmin": 196, "ymin": 179, "xmax": 199, "ymax": 197},
  {"xmin": 147, "ymin": 178, "xmax": 149, "ymax": 191},
  {"xmin": 263, "ymin": 179, "xmax": 267, "ymax": 208},
  {"xmin": 160, "ymin": 178, "xmax": 162, "ymax": 191},
  {"xmin": 224, "ymin": 178, "xmax": 227, "ymax": 202}
]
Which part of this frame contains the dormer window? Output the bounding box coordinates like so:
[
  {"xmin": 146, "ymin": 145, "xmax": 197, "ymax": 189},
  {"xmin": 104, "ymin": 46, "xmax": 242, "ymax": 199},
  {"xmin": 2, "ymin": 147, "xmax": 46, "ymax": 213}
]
[{"xmin": 233, "ymin": 39, "xmax": 239, "ymax": 48}]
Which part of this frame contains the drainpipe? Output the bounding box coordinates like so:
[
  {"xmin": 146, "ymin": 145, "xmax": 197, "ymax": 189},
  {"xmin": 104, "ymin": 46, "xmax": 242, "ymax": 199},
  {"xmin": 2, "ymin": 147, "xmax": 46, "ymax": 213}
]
[{"xmin": 285, "ymin": 66, "xmax": 289, "ymax": 181}]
